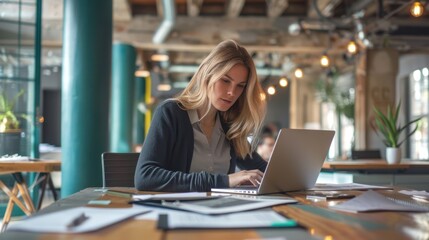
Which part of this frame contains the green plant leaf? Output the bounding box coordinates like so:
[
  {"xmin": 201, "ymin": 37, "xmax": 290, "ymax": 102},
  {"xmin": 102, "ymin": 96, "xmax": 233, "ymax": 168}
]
[
  {"xmin": 373, "ymin": 102, "xmax": 421, "ymax": 148},
  {"xmin": 398, "ymin": 122, "xmax": 420, "ymax": 147},
  {"xmin": 0, "ymin": 90, "xmax": 25, "ymax": 130},
  {"xmin": 374, "ymin": 107, "xmax": 397, "ymax": 147},
  {"xmin": 0, "ymin": 94, "xmax": 6, "ymax": 112}
]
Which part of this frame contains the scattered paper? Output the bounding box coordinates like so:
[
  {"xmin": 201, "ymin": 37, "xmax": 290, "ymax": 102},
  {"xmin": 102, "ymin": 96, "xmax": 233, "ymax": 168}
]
[
  {"xmin": 330, "ymin": 190, "xmax": 429, "ymax": 213},
  {"xmin": 0, "ymin": 155, "xmax": 29, "ymax": 161},
  {"xmin": 158, "ymin": 209, "xmax": 297, "ymax": 229},
  {"xmin": 7, "ymin": 206, "xmax": 150, "ymax": 233},
  {"xmin": 311, "ymin": 183, "xmax": 392, "ymax": 191},
  {"xmin": 399, "ymin": 190, "xmax": 429, "ymax": 198},
  {"xmin": 132, "ymin": 192, "xmax": 213, "ymax": 201},
  {"xmin": 132, "ymin": 196, "xmax": 297, "ymax": 215}
]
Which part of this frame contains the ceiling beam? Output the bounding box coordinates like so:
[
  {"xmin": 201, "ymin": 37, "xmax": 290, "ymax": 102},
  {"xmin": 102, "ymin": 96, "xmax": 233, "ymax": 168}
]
[
  {"xmin": 267, "ymin": 0, "xmax": 288, "ymax": 18},
  {"xmin": 307, "ymin": 0, "xmax": 341, "ymax": 18},
  {"xmin": 132, "ymin": 42, "xmax": 345, "ymax": 55},
  {"xmin": 226, "ymin": 0, "xmax": 245, "ymax": 18},
  {"xmin": 169, "ymin": 64, "xmax": 284, "ymax": 76},
  {"xmin": 114, "ymin": 0, "xmax": 132, "ymax": 21},
  {"xmin": 187, "ymin": 0, "xmax": 203, "ymax": 17}
]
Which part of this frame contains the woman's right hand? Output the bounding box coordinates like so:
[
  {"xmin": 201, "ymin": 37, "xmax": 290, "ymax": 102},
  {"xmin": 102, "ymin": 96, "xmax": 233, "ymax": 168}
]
[{"xmin": 228, "ymin": 170, "xmax": 264, "ymax": 187}]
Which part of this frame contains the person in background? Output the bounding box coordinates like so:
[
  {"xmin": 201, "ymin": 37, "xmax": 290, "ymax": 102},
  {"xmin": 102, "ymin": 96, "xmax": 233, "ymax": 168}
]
[
  {"xmin": 257, "ymin": 133, "xmax": 276, "ymax": 162},
  {"xmin": 134, "ymin": 39, "xmax": 268, "ymax": 192}
]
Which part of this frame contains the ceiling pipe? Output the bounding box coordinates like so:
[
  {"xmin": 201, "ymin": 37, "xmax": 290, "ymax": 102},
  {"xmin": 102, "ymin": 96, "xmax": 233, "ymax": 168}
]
[
  {"xmin": 152, "ymin": 0, "xmax": 176, "ymax": 44},
  {"xmin": 169, "ymin": 65, "xmax": 284, "ymax": 76}
]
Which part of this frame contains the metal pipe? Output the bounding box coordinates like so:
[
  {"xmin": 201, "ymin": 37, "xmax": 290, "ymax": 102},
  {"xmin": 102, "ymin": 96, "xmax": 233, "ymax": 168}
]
[{"xmin": 152, "ymin": 0, "xmax": 175, "ymax": 44}]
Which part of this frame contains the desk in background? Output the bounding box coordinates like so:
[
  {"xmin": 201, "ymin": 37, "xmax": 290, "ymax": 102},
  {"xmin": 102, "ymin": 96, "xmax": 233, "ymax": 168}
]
[
  {"xmin": 0, "ymin": 159, "xmax": 61, "ymax": 231},
  {"xmin": 320, "ymin": 160, "xmax": 429, "ymax": 191},
  {"xmin": 3, "ymin": 187, "xmax": 429, "ymax": 239}
]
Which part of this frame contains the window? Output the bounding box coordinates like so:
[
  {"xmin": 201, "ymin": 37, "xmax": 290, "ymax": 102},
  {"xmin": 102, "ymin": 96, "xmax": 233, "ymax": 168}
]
[{"xmin": 408, "ymin": 68, "xmax": 429, "ymax": 160}]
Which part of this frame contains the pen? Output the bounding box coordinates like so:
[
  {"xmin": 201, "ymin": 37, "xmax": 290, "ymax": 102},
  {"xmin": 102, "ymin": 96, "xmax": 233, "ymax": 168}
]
[{"xmin": 66, "ymin": 213, "xmax": 89, "ymax": 229}]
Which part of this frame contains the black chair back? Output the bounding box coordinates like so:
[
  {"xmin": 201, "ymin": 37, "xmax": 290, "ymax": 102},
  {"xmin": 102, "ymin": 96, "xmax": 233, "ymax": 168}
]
[{"xmin": 101, "ymin": 152, "xmax": 139, "ymax": 188}]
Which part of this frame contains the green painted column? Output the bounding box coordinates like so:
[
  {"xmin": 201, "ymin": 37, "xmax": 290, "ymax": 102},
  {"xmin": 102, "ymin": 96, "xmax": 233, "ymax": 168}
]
[
  {"xmin": 110, "ymin": 43, "xmax": 136, "ymax": 152},
  {"xmin": 134, "ymin": 77, "xmax": 146, "ymax": 146},
  {"xmin": 61, "ymin": 0, "xmax": 112, "ymax": 197}
]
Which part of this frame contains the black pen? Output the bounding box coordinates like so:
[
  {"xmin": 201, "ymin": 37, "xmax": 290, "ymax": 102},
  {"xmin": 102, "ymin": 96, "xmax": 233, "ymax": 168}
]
[{"xmin": 66, "ymin": 213, "xmax": 89, "ymax": 229}]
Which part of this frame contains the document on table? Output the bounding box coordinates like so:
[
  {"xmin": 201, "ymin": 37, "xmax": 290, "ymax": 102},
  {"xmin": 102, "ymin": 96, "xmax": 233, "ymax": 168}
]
[
  {"xmin": 0, "ymin": 155, "xmax": 29, "ymax": 161},
  {"xmin": 132, "ymin": 192, "xmax": 217, "ymax": 201},
  {"xmin": 399, "ymin": 190, "xmax": 429, "ymax": 201},
  {"xmin": 157, "ymin": 209, "xmax": 298, "ymax": 229},
  {"xmin": 7, "ymin": 206, "xmax": 150, "ymax": 233},
  {"xmin": 330, "ymin": 190, "xmax": 429, "ymax": 213},
  {"xmin": 311, "ymin": 183, "xmax": 392, "ymax": 191},
  {"xmin": 131, "ymin": 196, "xmax": 297, "ymax": 215}
]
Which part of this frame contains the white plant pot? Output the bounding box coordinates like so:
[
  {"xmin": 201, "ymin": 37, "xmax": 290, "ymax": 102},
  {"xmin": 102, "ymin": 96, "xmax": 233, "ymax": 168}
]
[{"xmin": 386, "ymin": 147, "xmax": 401, "ymax": 164}]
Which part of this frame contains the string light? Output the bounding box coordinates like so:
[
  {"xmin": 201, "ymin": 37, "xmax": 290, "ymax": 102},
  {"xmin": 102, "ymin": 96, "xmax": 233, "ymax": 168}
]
[
  {"xmin": 151, "ymin": 53, "xmax": 169, "ymax": 62},
  {"xmin": 294, "ymin": 68, "xmax": 303, "ymax": 78},
  {"xmin": 320, "ymin": 54, "xmax": 330, "ymax": 67},
  {"xmin": 279, "ymin": 77, "xmax": 288, "ymax": 87},
  {"xmin": 135, "ymin": 69, "xmax": 150, "ymax": 77},
  {"xmin": 267, "ymin": 86, "xmax": 276, "ymax": 95},
  {"xmin": 410, "ymin": 1, "xmax": 424, "ymax": 17},
  {"xmin": 347, "ymin": 40, "xmax": 357, "ymax": 54}
]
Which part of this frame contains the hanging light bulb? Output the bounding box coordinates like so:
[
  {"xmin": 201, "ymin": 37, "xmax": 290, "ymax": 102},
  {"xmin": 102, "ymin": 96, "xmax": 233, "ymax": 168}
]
[
  {"xmin": 267, "ymin": 86, "xmax": 276, "ymax": 95},
  {"xmin": 320, "ymin": 54, "xmax": 330, "ymax": 67},
  {"xmin": 279, "ymin": 77, "xmax": 288, "ymax": 87},
  {"xmin": 135, "ymin": 69, "xmax": 150, "ymax": 77},
  {"xmin": 294, "ymin": 68, "xmax": 303, "ymax": 78},
  {"xmin": 410, "ymin": 1, "xmax": 424, "ymax": 17},
  {"xmin": 347, "ymin": 40, "xmax": 357, "ymax": 54}
]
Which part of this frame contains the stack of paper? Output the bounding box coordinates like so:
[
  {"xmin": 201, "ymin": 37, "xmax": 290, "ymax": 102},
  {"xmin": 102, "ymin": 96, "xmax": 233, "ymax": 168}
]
[
  {"xmin": 330, "ymin": 190, "xmax": 429, "ymax": 213},
  {"xmin": 0, "ymin": 154, "xmax": 29, "ymax": 161}
]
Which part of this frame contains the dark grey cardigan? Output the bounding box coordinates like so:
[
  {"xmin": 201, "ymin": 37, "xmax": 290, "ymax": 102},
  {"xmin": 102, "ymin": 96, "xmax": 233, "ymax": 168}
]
[{"xmin": 134, "ymin": 100, "xmax": 267, "ymax": 192}]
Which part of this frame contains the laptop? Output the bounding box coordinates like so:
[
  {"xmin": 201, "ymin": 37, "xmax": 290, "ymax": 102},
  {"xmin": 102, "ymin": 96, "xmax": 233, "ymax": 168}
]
[{"xmin": 212, "ymin": 128, "xmax": 335, "ymax": 195}]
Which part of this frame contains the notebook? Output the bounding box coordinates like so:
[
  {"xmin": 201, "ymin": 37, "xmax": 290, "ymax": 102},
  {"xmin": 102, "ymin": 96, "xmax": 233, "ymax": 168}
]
[{"xmin": 212, "ymin": 128, "xmax": 335, "ymax": 195}]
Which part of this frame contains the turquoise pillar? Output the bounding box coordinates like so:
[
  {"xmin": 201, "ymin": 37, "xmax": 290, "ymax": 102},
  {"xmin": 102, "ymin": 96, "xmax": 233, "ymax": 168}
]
[
  {"xmin": 134, "ymin": 77, "xmax": 146, "ymax": 146},
  {"xmin": 61, "ymin": 0, "xmax": 112, "ymax": 197},
  {"xmin": 110, "ymin": 43, "xmax": 136, "ymax": 152}
]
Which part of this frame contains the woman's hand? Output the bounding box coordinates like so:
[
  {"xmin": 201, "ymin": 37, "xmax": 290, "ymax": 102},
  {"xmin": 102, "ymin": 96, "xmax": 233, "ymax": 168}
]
[{"xmin": 228, "ymin": 170, "xmax": 264, "ymax": 187}]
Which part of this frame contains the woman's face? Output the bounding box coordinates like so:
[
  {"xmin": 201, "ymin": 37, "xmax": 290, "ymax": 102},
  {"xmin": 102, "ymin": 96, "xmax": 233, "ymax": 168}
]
[{"xmin": 210, "ymin": 64, "xmax": 248, "ymax": 112}]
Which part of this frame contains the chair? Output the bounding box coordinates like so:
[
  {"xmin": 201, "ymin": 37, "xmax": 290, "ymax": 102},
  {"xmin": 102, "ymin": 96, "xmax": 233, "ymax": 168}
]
[
  {"xmin": 351, "ymin": 149, "xmax": 382, "ymax": 160},
  {"xmin": 101, "ymin": 152, "xmax": 140, "ymax": 188}
]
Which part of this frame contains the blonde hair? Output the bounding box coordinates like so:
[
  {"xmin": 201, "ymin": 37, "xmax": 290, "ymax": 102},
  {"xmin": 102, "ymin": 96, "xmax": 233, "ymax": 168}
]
[{"xmin": 175, "ymin": 39, "xmax": 266, "ymax": 159}]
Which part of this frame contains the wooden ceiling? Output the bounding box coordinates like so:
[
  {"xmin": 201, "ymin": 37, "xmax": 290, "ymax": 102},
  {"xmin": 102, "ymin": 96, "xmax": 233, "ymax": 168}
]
[
  {"xmin": 116, "ymin": 0, "xmax": 429, "ymax": 82},
  {"xmin": 2, "ymin": 0, "xmax": 429, "ymax": 81}
]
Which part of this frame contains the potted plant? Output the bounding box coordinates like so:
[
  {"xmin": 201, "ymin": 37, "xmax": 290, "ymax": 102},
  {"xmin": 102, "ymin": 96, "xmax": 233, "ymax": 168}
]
[
  {"xmin": 373, "ymin": 102, "xmax": 421, "ymax": 164},
  {"xmin": 0, "ymin": 89, "xmax": 26, "ymax": 156}
]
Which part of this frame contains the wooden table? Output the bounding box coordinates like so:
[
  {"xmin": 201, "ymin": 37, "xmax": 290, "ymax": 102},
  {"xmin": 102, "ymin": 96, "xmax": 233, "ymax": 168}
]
[
  {"xmin": 323, "ymin": 160, "xmax": 429, "ymax": 171},
  {"xmin": 0, "ymin": 159, "xmax": 61, "ymax": 231},
  {"xmin": 3, "ymin": 187, "xmax": 429, "ymax": 240}
]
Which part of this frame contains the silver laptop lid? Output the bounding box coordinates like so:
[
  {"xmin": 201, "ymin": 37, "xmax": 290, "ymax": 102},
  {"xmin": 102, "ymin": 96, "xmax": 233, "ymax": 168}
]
[{"xmin": 257, "ymin": 128, "xmax": 335, "ymax": 194}]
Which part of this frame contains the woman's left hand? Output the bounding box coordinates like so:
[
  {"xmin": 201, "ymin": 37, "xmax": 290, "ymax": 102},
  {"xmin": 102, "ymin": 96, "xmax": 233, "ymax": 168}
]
[{"xmin": 228, "ymin": 169, "xmax": 264, "ymax": 187}]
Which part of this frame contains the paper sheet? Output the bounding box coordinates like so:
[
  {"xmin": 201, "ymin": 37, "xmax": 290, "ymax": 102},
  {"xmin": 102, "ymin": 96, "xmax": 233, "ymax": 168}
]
[
  {"xmin": 311, "ymin": 183, "xmax": 392, "ymax": 191},
  {"xmin": 0, "ymin": 155, "xmax": 29, "ymax": 161},
  {"xmin": 330, "ymin": 190, "xmax": 429, "ymax": 213},
  {"xmin": 132, "ymin": 192, "xmax": 212, "ymax": 201},
  {"xmin": 399, "ymin": 190, "xmax": 429, "ymax": 198},
  {"xmin": 133, "ymin": 196, "xmax": 297, "ymax": 215},
  {"xmin": 7, "ymin": 206, "xmax": 150, "ymax": 233},
  {"xmin": 158, "ymin": 209, "xmax": 297, "ymax": 229}
]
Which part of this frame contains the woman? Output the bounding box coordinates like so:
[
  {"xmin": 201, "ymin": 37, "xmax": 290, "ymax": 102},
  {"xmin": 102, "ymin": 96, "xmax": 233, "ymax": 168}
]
[{"xmin": 134, "ymin": 40, "xmax": 267, "ymax": 192}]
